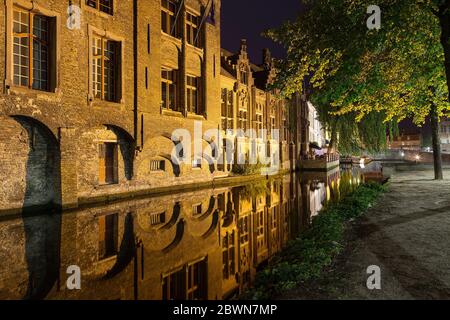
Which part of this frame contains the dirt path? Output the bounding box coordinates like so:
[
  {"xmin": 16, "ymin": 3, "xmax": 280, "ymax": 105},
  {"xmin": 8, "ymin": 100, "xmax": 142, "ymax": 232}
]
[{"xmin": 285, "ymin": 166, "xmax": 450, "ymax": 300}]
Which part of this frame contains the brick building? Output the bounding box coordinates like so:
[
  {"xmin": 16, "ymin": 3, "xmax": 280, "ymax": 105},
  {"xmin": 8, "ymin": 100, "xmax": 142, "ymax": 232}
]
[{"xmin": 0, "ymin": 0, "xmax": 303, "ymax": 214}]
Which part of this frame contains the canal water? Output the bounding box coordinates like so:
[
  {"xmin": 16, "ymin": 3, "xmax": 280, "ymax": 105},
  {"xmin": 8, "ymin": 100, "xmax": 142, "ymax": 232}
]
[{"xmin": 0, "ymin": 162, "xmax": 385, "ymax": 300}]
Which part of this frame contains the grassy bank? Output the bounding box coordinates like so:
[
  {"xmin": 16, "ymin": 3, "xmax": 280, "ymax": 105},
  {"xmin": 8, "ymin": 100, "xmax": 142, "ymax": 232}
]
[{"xmin": 242, "ymin": 182, "xmax": 386, "ymax": 300}]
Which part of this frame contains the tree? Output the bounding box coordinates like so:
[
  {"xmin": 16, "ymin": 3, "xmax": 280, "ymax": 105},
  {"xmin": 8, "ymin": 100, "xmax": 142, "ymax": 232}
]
[{"xmin": 268, "ymin": 0, "xmax": 450, "ymax": 179}]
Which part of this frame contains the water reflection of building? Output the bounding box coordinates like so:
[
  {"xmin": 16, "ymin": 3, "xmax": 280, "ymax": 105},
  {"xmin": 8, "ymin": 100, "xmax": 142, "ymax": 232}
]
[{"xmin": 0, "ymin": 174, "xmax": 311, "ymax": 300}]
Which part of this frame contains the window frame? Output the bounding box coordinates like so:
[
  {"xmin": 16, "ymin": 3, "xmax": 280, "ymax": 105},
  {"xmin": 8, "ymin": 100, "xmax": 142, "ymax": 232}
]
[
  {"xmin": 186, "ymin": 11, "xmax": 201, "ymax": 48},
  {"xmin": 88, "ymin": 26, "xmax": 125, "ymax": 105},
  {"xmin": 221, "ymin": 88, "xmax": 234, "ymax": 130},
  {"xmin": 186, "ymin": 74, "xmax": 201, "ymax": 115},
  {"xmin": 161, "ymin": 67, "xmax": 178, "ymax": 111},
  {"xmin": 161, "ymin": 0, "xmax": 179, "ymax": 38},
  {"xmin": 5, "ymin": 2, "xmax": 60, "ymax": 93},
  {"xmin": 86, "ymin": 0, "xmax": 114, "ymax": 16}
]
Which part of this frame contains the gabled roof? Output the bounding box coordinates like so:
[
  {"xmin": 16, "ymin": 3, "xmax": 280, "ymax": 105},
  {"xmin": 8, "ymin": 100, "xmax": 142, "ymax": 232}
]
[{"xmin": 221, "ymin": 66, "xmax": 236, "ymax": 80}]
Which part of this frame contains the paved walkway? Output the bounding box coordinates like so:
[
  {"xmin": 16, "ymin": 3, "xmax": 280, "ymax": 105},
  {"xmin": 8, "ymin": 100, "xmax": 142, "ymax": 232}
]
[{"xmin": 289, "ymin": 165, "xmax": 450, "ymax": 299}]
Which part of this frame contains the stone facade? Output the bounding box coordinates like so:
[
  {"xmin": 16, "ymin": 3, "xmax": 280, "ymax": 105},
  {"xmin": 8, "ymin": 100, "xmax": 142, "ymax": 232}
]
[{"xmin": 0, "ymin": 0, "xmax": 303, "ymax": 214}]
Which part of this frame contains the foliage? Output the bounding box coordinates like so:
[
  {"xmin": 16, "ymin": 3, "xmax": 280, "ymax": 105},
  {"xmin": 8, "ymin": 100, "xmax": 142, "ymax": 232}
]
[
  {"xmin": 238, "ymin": 180, "xmax": 270, "ymax": 200},
  {"xmin": 241, "ymin": 182, "xmax": 386, "ymax": 300},
  {"xmin": 266, "ymin": 0, "xmax": 450, "ymax": 154},
  {"xmin": 231, "ymin": 161, "xmax": 268, "ymax": 176}
]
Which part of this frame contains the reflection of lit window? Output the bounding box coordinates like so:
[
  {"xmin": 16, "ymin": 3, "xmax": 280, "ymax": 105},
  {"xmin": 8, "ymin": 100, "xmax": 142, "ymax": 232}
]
[
  {"xmin": 150, "ymin": 212, "xmax": 165, "ymax": 226},
  {"xmin": 162, "ymin": 258, "xmax": 207, "ymax": 300},
  {"xmin": 98, "ymin": 213, "xmax": 118, "ymax": 260},
  {"xmin": 150, "ymin": 159, "xmax": 166, "ymax": 172},
  {"xmin": 192, "ymin": 204, "xmax": 202, "ymax": 215},
  {"xmin": 222, "ymin": 231, "xmax": 236, "ymax": 280},
  {"xmin": 239, "ymin": 216, "xmax": 249, "ymax": 244}
]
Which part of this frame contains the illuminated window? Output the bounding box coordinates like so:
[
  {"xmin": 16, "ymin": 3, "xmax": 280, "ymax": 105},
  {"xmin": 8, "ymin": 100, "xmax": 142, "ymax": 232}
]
[
  {"xmin": 186, "ymin": 12, "xmax": 200, "ymax": 47},
  {"xmin": 161, "ymin": 69, "xmax": 178, "ymax": 110},
  {"xmin": 92, "ymin": 37, "xmax": 121, "ymax": 102},
  {"xmin": 187, "ymin": 75, "xmax": 201, "ymax": 114},
  {"xmin": 221, "ymin": 88, "xmax": 234, "ymax": 130},
  {"xmin": 13, "ymin": 7, "xmax": 54, "ymax": 91},
  {"xmin": 87, "ymin": 0, "xmax": 113, "ymax": 15},
  {"xmin": 161, "ymin": 0, "xmax": 179, "ymax": 37}
]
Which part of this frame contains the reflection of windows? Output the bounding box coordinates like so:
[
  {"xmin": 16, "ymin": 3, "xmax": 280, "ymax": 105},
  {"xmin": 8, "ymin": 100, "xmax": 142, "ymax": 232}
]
[
  {"xmin": 187, "ymin": 75, "xmax": 201, "ymax": 114},
  {"xmin": 162, "ymin": 258, "xmax": 207, "ymax": 300},
  {"xmin": 161, "ymin": 0, "xmax": 178, "ymax": 37},
  {"xmin": 221, "ymin": 88, "xmax": 234, "ymax": 130},
  {"xmin": 99, "ymin": 142, "xmax": 118, "ymax": 185},
  {"xmin": 256, "ymin": 211, "xmax": 265, "ymax": 250},
  {"xmin": 192, "ymin": 204, "xmax": 202, "ymax": 215},
  {"xmin": 238, "ymin": 216, "xmax": 249, "ymax": 244},
  {"xmin": 150, "ymin": 159, "xmax": 166, "ymax": 172},
  {"xmin": 161, "ymin": 69, "xmax": 178, "ymax": 110},
  {"xmin": 222, "ymin": 231, "xmax": 236, "ymax": 280},
  {"xmin": 150, "ymin": 212, "xmax": 165, "ymax": 226},
  {"xmin": 98, "ymin": 213, "xmax": 118, "ymax": 260},
  {"xmin": 87, "ymin": 0, "xmax": 114, "ymax": 15},
  {"xmin": 186, "ymin": 12, "xmax": 200, "ymax": 47},
  {"xmin": 13, "ymin": 7, "xmax": 55, "ymax": 91},
  {"xmin": 92, "ymin": 36, "xmax": 121, "ymax": 102}
]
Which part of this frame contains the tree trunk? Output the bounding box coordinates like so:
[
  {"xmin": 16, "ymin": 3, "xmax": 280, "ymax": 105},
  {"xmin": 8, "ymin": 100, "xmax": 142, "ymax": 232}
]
[
  {"xmin": 328, "ymin": 120, "xmax": 338, "ymax": 153},
  {"xmin": 438, "ymin": 2, "xmax": 450, "ymax": 101},
  {"xmin": 430, "ymin": 103, "xmax": 444, "ymax": 180}
]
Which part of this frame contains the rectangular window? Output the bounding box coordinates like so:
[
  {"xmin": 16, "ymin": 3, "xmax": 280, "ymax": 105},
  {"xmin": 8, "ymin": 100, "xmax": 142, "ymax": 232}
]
[
  {"xmin": 239, "ymin": 216, "xmax": 249, "ymax": 245},
  {"xmin": 187, "ymin": 75, "xmax": 201, "ymax": 114},
  {"xmin": 150, "ymin": 159, "xmax": 165, "ymax": 172},
  {"xmin": 240, "ymin": 69, "xmax": 248, "ymax": 85},
  {"xmin": 222, "ymin": 231, "xmax": 235, "ymax": 280},
  {"xmin": 161, "ymin": 69, "xmax": 178, "ymax": 110},
  {"xmin": 186, "ymin": 12, "xmax": 200, "ymax": 47},
  {"xmin": 238, "ymin": 110, "xmax": 247, "ymax": 130},
  {"xmin": 99, "ymin": 142, "xmax": 118, "ymax": 185},
  {"xmin": 87, "ymin": 0, "xmax": 114, "ymax": 15},
  {"xmin": 13, "ymin": 7, "xmax": 54, "ymax": 91},
  {"xmin": 221, "ymin": 88, "xmax": 234, "ymax": 130},
  {"xmin": 192, "ymin": 204, "xmax": 202, "ymax": 215},
  {"xmin": 92, "ymin": 37, "xmax": 121, "ymax": 102},
  {"xmin": 150, "ymin": 212, "xmax": 166, "ymax": 226},
  {"xmin": 161, "ymin": 0, "xmax": 178, "ymax": 37},
  {"xmin": 162, "ymin": 259, "xmax": 207, "ymax": 300},
  {"xmin": 98, "ymin": 213, "xmax": 118, "ymax": 260}
]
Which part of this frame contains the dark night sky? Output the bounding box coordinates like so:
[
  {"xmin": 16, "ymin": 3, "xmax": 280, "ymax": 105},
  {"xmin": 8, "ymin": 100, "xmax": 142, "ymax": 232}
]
[{"xmin": 221, "ymin": 0, "xmax": 302, "ymax": 64}]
